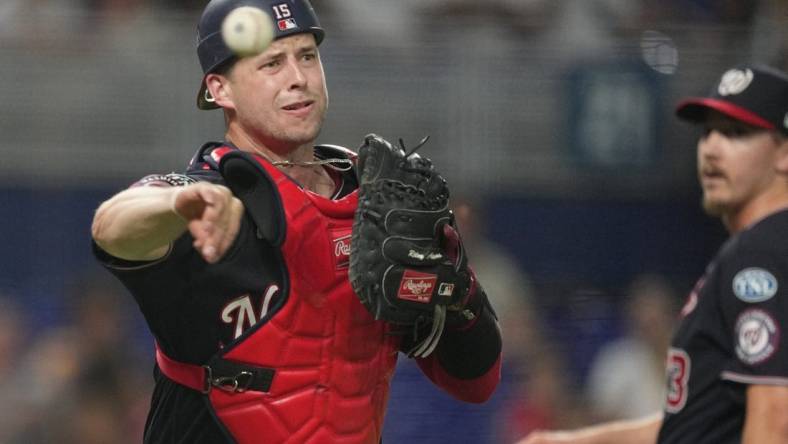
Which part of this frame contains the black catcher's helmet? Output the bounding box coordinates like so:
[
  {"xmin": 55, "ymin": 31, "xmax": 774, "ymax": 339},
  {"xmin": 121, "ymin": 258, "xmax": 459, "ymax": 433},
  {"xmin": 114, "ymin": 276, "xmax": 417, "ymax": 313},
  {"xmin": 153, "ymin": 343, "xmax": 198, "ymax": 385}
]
[{"xmin": 196, "ymin": 0, "xmax": 324, "ymax": 110}]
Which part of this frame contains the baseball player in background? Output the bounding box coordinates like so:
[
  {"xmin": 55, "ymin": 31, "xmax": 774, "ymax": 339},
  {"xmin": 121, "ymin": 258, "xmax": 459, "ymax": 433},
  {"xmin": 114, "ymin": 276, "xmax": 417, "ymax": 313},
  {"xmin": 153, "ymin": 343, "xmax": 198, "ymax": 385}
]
[
  {"xmin": 90, "ymin": 0, "xmax": 502, "ymax": 442},
  {"xmin": 519, "ymin": 64, "xmax": 788, "ymax": 444}
]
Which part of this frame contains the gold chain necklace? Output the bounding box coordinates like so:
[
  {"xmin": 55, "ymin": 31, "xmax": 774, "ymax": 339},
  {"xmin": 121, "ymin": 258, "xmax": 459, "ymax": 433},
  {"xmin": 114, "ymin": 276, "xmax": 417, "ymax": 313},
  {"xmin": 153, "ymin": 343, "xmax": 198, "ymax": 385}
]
[
  {"xmin": 250, "ymin": 146, "xmax": 353, "ymax": 172},
  {"xmin": 271, "ymin": 157, "xmax": 353, "ymax": 172}
]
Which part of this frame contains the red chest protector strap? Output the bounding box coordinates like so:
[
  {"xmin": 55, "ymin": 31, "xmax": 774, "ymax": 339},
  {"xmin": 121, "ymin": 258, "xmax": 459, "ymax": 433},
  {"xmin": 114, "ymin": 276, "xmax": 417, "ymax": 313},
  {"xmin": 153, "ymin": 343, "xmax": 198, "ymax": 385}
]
[{"xmin": 155, "ymin": 343, "xmax": 275, "ymax": 394}]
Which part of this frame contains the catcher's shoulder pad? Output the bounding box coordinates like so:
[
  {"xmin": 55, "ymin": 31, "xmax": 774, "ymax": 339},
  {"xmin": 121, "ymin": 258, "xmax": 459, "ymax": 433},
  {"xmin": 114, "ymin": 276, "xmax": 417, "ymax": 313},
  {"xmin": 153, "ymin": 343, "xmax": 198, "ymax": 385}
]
[
  {"xmin": 177, "ymin": 141, "xmax": 228, "ymax": 184},
  {"xmin": 217, "ymin": 150, "xmax": 286, "ymax": 246},
  {"xmin": 188, "ymin": 141, "xmax": 225, "ymax": 171}
]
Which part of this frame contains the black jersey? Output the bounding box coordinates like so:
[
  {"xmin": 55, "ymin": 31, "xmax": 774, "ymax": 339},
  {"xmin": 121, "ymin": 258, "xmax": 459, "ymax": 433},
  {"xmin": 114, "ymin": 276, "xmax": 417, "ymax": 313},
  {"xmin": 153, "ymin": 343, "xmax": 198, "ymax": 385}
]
[
  {"xmin": 92, "ymin": 143, "xmax": 358, "ymax": 443},
  {"xmin": 658, "ymin": 209, "xmax": 788, "ymax": 443}
]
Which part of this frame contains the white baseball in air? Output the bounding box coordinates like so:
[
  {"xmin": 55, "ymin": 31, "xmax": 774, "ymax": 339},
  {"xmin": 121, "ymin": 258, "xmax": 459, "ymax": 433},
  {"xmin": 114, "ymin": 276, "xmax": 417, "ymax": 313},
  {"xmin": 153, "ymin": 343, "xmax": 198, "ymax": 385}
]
[{"xmin": 221, "ymin": 6, "xmax": 274, "ymax": 57}]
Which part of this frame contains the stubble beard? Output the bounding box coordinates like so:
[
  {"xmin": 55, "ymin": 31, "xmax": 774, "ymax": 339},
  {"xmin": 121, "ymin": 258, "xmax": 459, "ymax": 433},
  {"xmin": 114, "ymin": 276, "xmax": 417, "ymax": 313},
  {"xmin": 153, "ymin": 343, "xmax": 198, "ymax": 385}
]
[
  {"xmin": 255, "ymin": 108, "xmax": 326, "ymax": 151},
  {"xmin": 701, "ymin": 195, "xmax": 725, "ymax": 217},
  {"xmin": 274, "ymin": 103, "xmax": 327, "ymax": 147},
  {"xmin": 701, "ymin": 188, "xmax": 741, "ymax": 220}
]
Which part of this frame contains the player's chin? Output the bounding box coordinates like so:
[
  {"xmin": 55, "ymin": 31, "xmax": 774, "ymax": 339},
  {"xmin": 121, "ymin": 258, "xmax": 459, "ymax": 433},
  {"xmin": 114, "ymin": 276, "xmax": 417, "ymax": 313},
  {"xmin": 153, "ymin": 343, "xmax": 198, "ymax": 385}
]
[
  {"xmin": 701, "ymin": 195, "xmax": 728, "ymax": 217},
  {"xmin": 281, "ymin": 123, "xmax": 322, "ymax": 146},
  {"xmin": 295, "ymin": 114, "xmax": 325, "ymax": 140}
]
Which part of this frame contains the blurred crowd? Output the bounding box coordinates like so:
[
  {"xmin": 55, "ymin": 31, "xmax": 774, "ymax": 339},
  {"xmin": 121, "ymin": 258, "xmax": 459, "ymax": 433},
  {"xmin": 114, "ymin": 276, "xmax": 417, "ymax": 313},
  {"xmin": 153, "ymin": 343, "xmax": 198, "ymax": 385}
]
[
  {"xmin": 0, "ymin": 277, "xmax": 151, "ymax": 444},
  {"xmin": 1, "ymin": 0, "xmax": 784, "ymax": 70}
]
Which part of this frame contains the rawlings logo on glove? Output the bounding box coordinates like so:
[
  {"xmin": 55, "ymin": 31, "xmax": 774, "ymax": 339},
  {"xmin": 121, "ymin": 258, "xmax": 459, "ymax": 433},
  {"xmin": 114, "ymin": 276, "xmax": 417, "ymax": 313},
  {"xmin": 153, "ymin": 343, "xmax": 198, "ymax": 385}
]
[{"xmin": 348, "ymin": 134, "xmax": 475, "ymax": 357}]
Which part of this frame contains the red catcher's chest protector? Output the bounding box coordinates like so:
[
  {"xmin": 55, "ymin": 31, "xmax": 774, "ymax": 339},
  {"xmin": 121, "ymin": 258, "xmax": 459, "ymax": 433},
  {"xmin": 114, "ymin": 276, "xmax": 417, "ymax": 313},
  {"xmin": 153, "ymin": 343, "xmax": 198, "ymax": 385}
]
[{"xmin": 204, "ymin": 147, "xmax": 399, "ymax": 443}]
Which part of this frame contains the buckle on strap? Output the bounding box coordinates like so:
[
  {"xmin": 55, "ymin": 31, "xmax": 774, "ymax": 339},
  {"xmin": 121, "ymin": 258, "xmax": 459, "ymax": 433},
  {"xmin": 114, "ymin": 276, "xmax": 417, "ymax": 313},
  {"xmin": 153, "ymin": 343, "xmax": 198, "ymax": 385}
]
[
  {"xmin": 200, "ymin": 363, "xmax": 274, "ymax": 395},
  {"xmin": 202, "ymin": 366, "xmax": 254, "ymax": 394},
  {"xmin": 156, "ymin": 343, "xmax": 275, "ymax": 395}
]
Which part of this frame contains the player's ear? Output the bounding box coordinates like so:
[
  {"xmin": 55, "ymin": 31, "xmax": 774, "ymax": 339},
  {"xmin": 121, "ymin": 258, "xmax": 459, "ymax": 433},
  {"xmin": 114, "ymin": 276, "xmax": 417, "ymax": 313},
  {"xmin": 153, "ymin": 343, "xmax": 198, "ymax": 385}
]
[{"xmin": 206, "ymin": 73, "xmax": 236, "ymax": 110}]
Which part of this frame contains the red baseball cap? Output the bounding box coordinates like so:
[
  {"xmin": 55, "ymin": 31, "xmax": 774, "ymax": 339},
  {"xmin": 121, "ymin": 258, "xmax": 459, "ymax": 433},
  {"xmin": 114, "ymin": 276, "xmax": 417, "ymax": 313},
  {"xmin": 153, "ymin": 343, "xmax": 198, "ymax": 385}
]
[{"xmin": 676, "ymin": 64, "xmax": 788, "ymax": 136}]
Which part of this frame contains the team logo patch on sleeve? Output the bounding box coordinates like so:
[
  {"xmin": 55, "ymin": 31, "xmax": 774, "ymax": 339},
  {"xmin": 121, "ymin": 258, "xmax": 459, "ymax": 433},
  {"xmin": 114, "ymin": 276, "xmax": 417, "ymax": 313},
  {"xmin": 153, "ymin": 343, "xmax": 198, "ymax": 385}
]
[
  {"xmin": 733, "ymin": 267, "xmax": 778, "ymax": 303},
  {"xmin": 735, "ymin": 309, "xmax": 779, "ymax": 365},
  {"xmin": 135, "ymin": 173, "xmax": 196, "ymax": 188}
]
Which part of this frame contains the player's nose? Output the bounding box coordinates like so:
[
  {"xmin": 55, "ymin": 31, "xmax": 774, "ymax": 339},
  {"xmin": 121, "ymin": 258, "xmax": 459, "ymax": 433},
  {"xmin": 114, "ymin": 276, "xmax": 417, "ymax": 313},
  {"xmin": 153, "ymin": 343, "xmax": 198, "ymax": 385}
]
[
  {"xmin": 698, "ymin": 130, "xmax": 725, "ymax": 157},
  {"xmin": 285, "ymin": 58, "xmax": 307, "ymax": 90}
]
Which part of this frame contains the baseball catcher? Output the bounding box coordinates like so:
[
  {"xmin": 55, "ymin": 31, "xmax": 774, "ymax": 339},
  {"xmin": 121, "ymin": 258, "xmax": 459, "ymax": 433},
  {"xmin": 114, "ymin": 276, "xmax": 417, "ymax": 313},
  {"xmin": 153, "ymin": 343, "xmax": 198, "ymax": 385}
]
[
  {"xmin": 91, "ymin": 0, "xmax": 502, "ymax": 440},
  {"xmin": 350, "ymin": 134, "xmax": 487, "ymax": 357}
]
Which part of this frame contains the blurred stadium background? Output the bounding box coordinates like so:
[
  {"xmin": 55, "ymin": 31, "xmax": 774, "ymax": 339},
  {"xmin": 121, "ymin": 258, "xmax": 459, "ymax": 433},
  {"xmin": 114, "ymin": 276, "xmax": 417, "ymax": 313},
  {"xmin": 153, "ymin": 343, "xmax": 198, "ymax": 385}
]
[{"xmin": 0, "ymin": 0, "xmax": 785, "ymax": 442}]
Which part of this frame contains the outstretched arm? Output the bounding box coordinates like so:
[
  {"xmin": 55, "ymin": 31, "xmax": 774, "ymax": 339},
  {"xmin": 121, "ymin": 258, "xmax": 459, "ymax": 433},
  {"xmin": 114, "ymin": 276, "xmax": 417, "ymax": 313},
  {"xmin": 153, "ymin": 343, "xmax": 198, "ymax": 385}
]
[
  {"xmin": 516, "ymin": 413, "xmax": 662, "ymax": 444},
  {"xmin": 92, "ymin": 182, "xmax": 243, "ymax": 263}
]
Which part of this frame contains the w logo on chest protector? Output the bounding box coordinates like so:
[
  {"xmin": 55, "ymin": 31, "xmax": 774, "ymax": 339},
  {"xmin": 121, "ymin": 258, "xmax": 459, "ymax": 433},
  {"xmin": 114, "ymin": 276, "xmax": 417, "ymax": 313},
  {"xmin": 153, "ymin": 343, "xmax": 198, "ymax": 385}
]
[{"xmin": 221, "ymin": 285, "xmax": 280, "ymax": 339}]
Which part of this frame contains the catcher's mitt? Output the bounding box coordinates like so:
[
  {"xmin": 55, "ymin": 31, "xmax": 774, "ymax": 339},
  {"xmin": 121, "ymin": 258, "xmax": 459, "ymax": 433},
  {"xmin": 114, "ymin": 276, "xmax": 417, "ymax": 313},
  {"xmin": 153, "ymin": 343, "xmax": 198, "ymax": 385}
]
[{"xmin": 349, "ymin": 134, "xmax": 472, "ymax": 357}]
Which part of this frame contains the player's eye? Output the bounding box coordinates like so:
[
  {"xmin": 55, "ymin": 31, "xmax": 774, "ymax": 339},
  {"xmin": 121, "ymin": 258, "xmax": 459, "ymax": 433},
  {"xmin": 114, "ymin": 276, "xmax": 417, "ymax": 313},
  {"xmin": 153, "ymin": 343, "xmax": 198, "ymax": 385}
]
[
  {"xmin": 702, "ymin": 125, "xmax": 756, "ymax": 139},
  {"xmin": 720, "ymin": 126, "xmax": 754, "ymax": 138},
  {"xmin": 701, "ymin": 127, "xmax": 712, "ymax": 138},
  {"xmin": 259, "ymin": 58, "xmax": 281, "ymax": 69}
]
